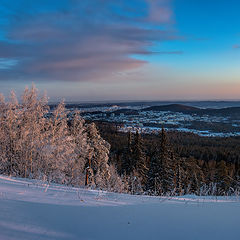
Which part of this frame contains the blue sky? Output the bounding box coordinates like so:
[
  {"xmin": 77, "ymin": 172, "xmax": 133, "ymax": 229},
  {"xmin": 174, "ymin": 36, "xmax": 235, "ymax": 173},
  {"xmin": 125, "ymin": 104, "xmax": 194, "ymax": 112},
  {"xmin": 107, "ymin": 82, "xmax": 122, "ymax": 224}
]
[{"xmin": 0, "ymin": 0, "xmax": 239, "ymax": 101}]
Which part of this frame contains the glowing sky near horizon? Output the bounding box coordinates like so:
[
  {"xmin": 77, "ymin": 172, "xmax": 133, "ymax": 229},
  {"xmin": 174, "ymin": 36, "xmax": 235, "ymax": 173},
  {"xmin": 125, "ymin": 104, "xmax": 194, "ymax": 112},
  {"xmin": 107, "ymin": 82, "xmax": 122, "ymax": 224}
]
[{"xmin": 0, "ymin": 0, "xmax": 240, "ymax": 101}]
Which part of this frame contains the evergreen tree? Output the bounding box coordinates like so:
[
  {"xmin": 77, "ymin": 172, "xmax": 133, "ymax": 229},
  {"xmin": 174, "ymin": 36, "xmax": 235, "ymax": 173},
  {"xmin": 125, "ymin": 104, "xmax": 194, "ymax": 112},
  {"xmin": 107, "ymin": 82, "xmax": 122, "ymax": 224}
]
[
  {"xmin": 183, "ymin": 157, "xmax": 205, "ymax": 195},
  {"xmin": 121, "ymin": 130, "xmax": 133, "ymax": 174},
  {"xmin": 215, "ymin": 160, "xmax": 231, "ymax": 194},
  {"xmin": 147, "ymin": 128, "xmax": 176, "ymax": 195},
  {"xmin": 133, "ymin": 131, "xmax": 148, "ymax": 187},
  {"xmin": 173, "ymin": 156, "xmax": 185, "ymax": 195},
  {"xmin": 121, "ymin": 131, "xmax": 148, "ymax": 192}
]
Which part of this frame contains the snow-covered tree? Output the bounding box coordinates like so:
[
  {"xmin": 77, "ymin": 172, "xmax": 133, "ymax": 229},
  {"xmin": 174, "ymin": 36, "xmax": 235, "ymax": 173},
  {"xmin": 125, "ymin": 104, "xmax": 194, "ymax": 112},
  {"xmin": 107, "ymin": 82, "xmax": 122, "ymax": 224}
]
[
  {"xmin": 0, "ymin": 86, "xmax": 127, "ymax": 192},
  {"xmin": 18, "ymin": 85, "xmax": 49, "ymax": 178},
  {"xmin": 107, "ymin": 164, "xmax": 125, "ymax": 192},
  {"xmin": 85, "ymin": 123, "xmax": 111, "ymax": 189},
  {"xmin": 1, "ymin": 91, "xmax": 20, "ymax": 175},
  {"xmin": 42, "ymin": 101, "xmax": 75, "ymax": 183},
  {"xmin": 0, "ymin": 93, "xmax": 7, "ymax": 172},
  {"xmin": 67, "ymin": 111, "xmax": 88, "ymax": 186}
]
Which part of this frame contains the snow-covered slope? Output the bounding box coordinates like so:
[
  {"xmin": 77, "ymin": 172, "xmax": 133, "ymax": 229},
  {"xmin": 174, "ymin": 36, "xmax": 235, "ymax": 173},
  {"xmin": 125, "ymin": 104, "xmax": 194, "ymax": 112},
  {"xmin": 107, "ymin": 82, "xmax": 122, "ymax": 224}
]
[{"xmin": 0, "ymin": 175, "xmax": 240, "ymax": 240}]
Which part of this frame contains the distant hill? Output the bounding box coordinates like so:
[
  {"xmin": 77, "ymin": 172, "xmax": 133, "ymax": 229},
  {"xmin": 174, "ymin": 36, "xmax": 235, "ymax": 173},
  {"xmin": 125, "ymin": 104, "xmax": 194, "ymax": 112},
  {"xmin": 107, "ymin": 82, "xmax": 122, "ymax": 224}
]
[
  {"xmin": 142, "ymin": 104, "xmax": 200, "ymax": 113},
  {"xmin": 142, "ymin": 104, "xmax": 240, "ymax": 117},
  {"xmin": 203, "ymin": 107, "xmax": 240, "ymax": 116}
]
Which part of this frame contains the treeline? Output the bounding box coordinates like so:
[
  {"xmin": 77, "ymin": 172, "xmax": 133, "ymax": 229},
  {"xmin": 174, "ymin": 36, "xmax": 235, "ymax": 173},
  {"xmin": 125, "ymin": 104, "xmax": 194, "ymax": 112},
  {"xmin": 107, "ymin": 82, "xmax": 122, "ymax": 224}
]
[
  {"xmin": 96, "ymin": 122, "xmax": 240, "ymax": 196},
  {"xmin": 0, "ymin": 86, "xmax": 123, "ymax": 192}
]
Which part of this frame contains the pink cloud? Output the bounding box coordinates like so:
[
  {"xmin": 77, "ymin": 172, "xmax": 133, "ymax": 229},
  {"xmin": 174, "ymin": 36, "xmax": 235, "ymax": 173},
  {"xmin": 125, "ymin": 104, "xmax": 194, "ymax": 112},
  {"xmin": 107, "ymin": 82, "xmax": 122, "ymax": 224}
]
[
  {"xmin": 146, "ymin": 0, "xmax": 173, "ymax": 24},
  {"xmin": 0, "ymin": 0, "xmax": 180, "ymax": 82}
]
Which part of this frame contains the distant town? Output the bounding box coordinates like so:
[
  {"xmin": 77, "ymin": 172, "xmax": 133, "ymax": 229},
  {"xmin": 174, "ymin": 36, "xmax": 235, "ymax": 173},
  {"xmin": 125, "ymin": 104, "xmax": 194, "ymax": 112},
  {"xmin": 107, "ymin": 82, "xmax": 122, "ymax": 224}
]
[{"xmin": 58, "ymin": 102, "xmax": 240, "ymax": 137}]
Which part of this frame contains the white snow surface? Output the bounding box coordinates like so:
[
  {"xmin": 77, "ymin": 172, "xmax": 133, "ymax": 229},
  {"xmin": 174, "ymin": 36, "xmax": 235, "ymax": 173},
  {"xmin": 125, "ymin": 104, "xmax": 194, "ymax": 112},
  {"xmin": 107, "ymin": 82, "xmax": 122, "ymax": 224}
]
[{"xmin": 0, "ymin": 175, "xmax": 240, "ymax": 240}]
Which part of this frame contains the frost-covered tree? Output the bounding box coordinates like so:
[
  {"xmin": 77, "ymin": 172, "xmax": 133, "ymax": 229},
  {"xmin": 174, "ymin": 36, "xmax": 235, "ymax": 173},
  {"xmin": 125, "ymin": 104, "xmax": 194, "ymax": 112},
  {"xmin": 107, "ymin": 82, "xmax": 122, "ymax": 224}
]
[
  {"xmin": 18, "ymin": 85, "xmax": 49, "ymax": 178},
  {"xmin": 85, "ymin": 123, "xmax": 111, "ymax": 189},
  {"xmin": 1, "ymin": 91, "xmax": 20, "ymax": 175},
  {"xmin": 0, "ymin": 93, "xmax": 7, "ymax": 172},
  {"xmin": 0, "ymin": 86, "xmax": 124, "ymax": 192},
  {"xmin": 42, "ymin": 101, "xmax": 75, "ymax": 183},
  {"xmin": 67, "ymin": 111, "xmax": 88, "ymax": 185},
  {"xmin": 107, "ymin": 164, "xmax": 125, "ymax": 192}
]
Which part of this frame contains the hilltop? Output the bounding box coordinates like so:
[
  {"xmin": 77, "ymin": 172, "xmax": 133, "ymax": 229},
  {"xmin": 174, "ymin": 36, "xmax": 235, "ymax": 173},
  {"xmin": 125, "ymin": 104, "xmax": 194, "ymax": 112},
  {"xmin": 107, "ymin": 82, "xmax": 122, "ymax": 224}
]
[{"xmin": 142, "ymin": 104, "xmax": 200, "ymax": 113}]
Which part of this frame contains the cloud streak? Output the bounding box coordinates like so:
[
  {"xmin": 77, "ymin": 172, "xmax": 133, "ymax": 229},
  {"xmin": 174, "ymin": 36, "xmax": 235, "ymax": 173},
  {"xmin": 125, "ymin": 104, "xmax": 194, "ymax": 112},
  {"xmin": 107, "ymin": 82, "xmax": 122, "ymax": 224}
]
[
  {"xmin": 0, "ymin": 0, "xmax": 181, "ymax": 82},
  {"xmin": 233, "ymin": 44, "xmax": 240, "ymax": 49}
]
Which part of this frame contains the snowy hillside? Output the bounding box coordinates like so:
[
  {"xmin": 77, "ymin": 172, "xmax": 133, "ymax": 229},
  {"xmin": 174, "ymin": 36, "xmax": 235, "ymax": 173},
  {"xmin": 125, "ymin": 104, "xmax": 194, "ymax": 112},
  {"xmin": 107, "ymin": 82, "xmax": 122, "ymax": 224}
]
[{"xmin": 0, "ymin": 175, "xmax": 240, "ymax": 240}]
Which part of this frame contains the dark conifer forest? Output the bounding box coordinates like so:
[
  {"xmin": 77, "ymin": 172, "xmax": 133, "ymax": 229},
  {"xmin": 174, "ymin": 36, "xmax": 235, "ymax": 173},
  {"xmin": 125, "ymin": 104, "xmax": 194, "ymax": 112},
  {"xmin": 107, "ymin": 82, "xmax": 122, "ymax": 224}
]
[{"xmin": 96, "ymin": 121, "xmax": 240, "ymax": 196}]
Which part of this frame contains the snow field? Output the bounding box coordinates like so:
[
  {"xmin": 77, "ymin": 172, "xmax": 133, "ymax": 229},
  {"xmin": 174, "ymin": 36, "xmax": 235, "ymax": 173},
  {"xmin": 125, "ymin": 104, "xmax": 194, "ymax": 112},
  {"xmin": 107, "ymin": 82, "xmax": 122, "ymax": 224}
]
[{"xmin": 0, "ymin": 175, "xmax": 240, "ymax": 240}]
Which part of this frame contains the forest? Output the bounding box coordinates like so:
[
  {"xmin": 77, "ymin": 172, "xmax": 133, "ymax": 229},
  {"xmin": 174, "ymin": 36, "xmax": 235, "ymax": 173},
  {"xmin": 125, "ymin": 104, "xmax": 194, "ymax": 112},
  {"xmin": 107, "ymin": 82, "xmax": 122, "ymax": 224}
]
[
  {"xmin": 95, "ymin": 122, "xmax": 240, "ymax": 195},
  {"xmin": 0, "ymin": 86, "xmax": 240, "ymax": 196}
]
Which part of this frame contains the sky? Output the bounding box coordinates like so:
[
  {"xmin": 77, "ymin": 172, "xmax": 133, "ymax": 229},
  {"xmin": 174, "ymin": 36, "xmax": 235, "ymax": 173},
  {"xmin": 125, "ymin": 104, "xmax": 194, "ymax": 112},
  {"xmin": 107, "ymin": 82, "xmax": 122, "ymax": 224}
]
[{"xmin": 0, "ymin": 0, "xmax": 240, "ymax": 101}]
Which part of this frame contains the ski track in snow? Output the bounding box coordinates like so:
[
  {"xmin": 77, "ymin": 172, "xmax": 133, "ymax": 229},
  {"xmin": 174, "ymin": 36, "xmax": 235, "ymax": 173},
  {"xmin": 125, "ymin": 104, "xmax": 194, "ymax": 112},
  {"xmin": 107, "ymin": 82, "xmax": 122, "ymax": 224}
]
[{"xmin": 0, "ymin": 175, "xmax": 240, "ymax": 240}]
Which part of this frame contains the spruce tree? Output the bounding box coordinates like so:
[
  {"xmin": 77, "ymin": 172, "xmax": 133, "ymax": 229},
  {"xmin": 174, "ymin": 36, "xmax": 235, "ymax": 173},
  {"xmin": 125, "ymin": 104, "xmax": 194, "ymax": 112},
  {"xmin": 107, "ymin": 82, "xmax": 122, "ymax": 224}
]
[
  {"xmin": 215, "ymin": 160, "xmax": 231, "ymax": 195},
  {"xmin": 121, "ymin": 130, "xmax": 133, "ymax": 174},
  {"xmin": 183, "ymin": 157, "xmax": 204, "ymax": 195},
  {"xmin": 133, "ymin": 131, "xmax": 148, "ymax": 187},
  {"xmin": 147, "ymin": 128, "xmax": 176, "ymax": 195}
]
